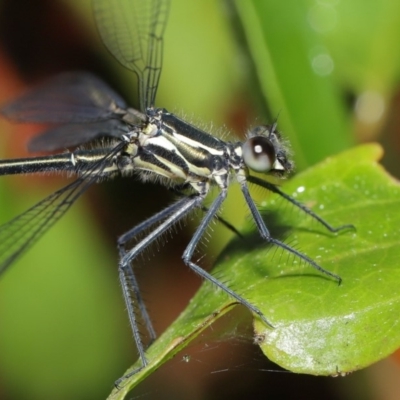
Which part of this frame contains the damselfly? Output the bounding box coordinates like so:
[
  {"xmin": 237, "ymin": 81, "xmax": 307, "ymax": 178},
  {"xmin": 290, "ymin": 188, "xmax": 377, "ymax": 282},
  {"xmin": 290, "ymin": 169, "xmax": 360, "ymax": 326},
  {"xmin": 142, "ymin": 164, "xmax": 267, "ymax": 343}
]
[{"xmin": 0, "ymin": 0, "xmax": 351, "ymax": 384}]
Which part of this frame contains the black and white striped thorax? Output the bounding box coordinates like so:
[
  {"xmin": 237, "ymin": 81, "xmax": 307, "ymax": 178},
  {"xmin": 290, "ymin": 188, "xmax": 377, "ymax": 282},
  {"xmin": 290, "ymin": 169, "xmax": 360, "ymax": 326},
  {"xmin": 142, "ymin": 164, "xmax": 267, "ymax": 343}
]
[{"xmin": 116, "ymin": 107, "xmax": 294, "ymax": 196}]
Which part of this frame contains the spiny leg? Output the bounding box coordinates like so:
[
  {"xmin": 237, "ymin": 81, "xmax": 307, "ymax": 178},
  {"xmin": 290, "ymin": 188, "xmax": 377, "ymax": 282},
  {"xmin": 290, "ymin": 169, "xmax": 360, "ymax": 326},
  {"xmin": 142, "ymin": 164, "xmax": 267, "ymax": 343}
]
[
  {"xmin": 182, "ymin": 190, "xmax": 274, "ymax": 328},
  {"xmin": 171, "ymin": 185, "xmax": 243, "ymax": 238},
  {"xmin": 240, "ymin": 183, "xmax": 342, "ymax": 283},
  {"xmin": 117, "ymin": 196, "xmax": 193, "ymax": 346},
  {"xmin": 247, "ymin": 175, "xmax": 355, "ymax": 233},
  {"xmin": 116, "ymin": 194, "xmax": 204, "ymax": 386}
]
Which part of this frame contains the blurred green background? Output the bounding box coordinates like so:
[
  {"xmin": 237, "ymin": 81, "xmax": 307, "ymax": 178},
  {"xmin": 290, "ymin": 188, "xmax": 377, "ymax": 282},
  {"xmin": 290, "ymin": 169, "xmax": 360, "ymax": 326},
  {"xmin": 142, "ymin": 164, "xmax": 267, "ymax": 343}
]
[{"xmin": 0, "ymin": 0, "xmax": 399, "ymax": 399}]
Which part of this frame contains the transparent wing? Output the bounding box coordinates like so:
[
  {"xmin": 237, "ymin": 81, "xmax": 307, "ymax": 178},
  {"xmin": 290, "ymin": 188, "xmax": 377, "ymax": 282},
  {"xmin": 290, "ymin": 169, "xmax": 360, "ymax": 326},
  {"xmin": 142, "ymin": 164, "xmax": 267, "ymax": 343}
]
[
  {"xmin": 0, "ymin": 180, "xmax": 89, "ymax": 274},
  {"xmin": 93, "ymin": 0, "xmax": 170, "ymax": 110},
  {"xmin": 0, "ymin": 142, "xmax": 124, "ymax": 275},
  {"xmin": 28, "ymin": 120, "xmax": 129, "ymax": 152},
  {"xmin": 1, "ymin": 72, "xmax": 127, "ymax": 123}
]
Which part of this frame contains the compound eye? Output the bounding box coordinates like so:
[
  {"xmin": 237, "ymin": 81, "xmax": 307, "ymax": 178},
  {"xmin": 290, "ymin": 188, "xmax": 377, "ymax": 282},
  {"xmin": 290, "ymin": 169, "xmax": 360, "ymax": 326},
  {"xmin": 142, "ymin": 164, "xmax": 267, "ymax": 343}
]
[{"xmin": 242, "ymin": 136, "xmax": 276, "ymax": 172}]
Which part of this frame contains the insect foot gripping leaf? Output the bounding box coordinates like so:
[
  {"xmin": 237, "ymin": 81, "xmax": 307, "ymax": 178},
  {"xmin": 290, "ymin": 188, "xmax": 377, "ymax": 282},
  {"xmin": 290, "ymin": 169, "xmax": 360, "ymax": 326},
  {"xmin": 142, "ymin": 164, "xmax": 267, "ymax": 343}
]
[{"xmin": 108, "ymin": 143, "xmax": 400, "ymax": 399}]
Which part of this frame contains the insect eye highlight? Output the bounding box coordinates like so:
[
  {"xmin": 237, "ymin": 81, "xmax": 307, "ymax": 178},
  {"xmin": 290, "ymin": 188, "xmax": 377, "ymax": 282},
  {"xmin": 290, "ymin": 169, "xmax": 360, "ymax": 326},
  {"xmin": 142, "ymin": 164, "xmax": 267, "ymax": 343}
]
[{"xmin": 242, "ymin": 136, "xmax": 276, "ymax": 172}]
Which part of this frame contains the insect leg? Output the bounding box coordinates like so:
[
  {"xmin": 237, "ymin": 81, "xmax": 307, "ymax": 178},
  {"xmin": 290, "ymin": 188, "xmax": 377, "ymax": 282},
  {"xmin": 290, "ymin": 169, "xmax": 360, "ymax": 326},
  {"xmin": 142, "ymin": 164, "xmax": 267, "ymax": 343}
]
[
  {"xmin": 240, "ymin": 182, "xmax": 342, "ymax": 283},
  {"xmin": 247, "ymin": 175, "xmax": 355, "ymax": 233},
  {"xmin": 116, "ymin": 194, "xmax": 204, "ymax": 384},
  {"xmin": 182, "ymin": 190, "xmax": 274, "ymax": 329},
  {"xmin": 117, "ymin": 196, "xmax": 193, "ymax": 345}
]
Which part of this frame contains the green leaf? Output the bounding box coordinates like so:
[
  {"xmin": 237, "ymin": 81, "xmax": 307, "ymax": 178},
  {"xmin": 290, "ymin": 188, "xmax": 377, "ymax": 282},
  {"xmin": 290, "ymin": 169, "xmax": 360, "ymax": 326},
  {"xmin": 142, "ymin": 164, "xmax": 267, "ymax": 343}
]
[
  {"xmin": 233, "ymin": 0, "xmax": 353, "ymax": 168},
  {"xmin": 108, "ymin": 143, "xmax": 400, "ymax": 399},
  {"xmin": 251, "ymin": 143, "xmax": 400, "ymax": 375},
  {"xmin": 321, "ymin": 0, "xmax": 400, "ymax": 95}
]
